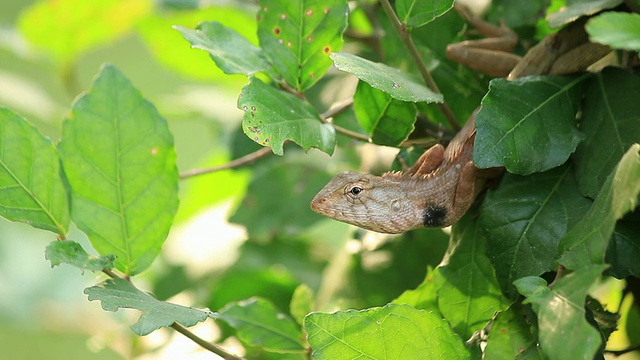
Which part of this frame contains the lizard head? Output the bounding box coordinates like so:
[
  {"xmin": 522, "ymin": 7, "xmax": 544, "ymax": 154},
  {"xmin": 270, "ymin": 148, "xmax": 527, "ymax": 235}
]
[{"xmin": 310, "ymin": 171, "xmax": 424, "ymax": 234}]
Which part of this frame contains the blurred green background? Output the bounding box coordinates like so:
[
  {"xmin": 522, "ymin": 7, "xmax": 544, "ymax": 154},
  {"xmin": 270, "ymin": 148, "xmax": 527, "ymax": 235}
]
[{"xmin": 0, "ymin": 0, "xmax": 264, "ymax": 358}]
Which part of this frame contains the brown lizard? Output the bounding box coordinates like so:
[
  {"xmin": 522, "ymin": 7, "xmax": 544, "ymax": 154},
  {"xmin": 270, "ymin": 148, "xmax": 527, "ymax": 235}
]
[
  {"xmin": 311, "ymin": 111, "xmax": 497, "ymax": 233},
  {"xmin": 311, "ymin": 5, "xmax": 610, "ymax": 234}
]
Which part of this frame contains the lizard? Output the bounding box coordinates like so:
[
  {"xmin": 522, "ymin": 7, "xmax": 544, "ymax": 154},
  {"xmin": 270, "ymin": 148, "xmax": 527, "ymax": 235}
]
[
  {"xmin": 310, "ymin": 4, "xmax": 611, "ymax": 234},
  {"xmin": 311, "ymin": 110, "xmax": 496, "ymax": 233}
]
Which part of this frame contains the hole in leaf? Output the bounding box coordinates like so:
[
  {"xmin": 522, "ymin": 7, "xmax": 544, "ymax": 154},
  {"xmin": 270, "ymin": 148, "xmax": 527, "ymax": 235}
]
[
  {"xmin": 306, "ymin": 9, "xmax": 313, "ymax": 16},
  {"xmin": 280, "ymin": 14, "xmax": 287, "ymax": 20}
]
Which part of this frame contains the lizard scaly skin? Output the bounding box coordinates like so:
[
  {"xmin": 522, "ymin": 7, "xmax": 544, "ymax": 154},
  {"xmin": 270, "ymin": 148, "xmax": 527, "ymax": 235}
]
[{"xmin": 311, "ymin": 112, "xmax": 498, "ymax": 233}]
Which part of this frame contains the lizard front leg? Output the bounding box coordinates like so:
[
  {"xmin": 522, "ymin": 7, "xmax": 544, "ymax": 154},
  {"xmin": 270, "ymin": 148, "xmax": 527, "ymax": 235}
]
[{"xmin": 450, "ymin": 161, "xmax": 481, "ymax": 223}]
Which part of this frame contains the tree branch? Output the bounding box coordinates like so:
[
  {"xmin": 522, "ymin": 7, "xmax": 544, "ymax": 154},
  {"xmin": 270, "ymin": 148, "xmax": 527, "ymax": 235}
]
[
  {"xmin": 179, "ymin": 147, "xmax": 273, "ymax": 179},
  {"xmin": 378, "ymin": 0, "xmax": 461, "ymax": 130},
  {"xmin": 319, "ymin": 97, "xmax": 372, "ymax": 142}
]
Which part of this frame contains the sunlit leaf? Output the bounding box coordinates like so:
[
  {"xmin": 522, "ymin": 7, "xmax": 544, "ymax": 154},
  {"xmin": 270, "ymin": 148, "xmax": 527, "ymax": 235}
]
[
  {"xmin": 174, "ymin": 21, "xmax": 271, "ymax": 76},
  {"xmin": 353, "ymin": 81, "xmax": 417, "ymax": 146},
  {"xmin": 559, "ymin": 144, "xmax": 640, "ymax": 270},
  {"xmin": 85, "ymin": 278, "xmax": 216, "ymax": 336},
  {"xmin": 438, "ymin": 214, "xmax": 511, "ymax": 338},
  {"xmin": 257, "ymin": 0, "xmax": 349, "ymax": 91},
  {"xmin": 0, "ymin": 108, "xmax": 69, "ymax": 235},
  {"xmin": 220, "ymin": 297, "xmax": 305, "ymax": 353},
  {"xmin": 305, "ymin": 303, "xmax": 470, "ymax": 359},
  {"xmin": 573, "ymin": 68, "xmax": 640, "ymax": 198},
  {"xmin": 515, "ymin": 265, "xmax": 609, "ymax": 360},
  {"xmin": 59, "ymin": 64, "xmax": 179, "ymax": 275},
  {"xmin": 395, "ymin": 0, "xmax": 454, "ymax": 28},
  {"xmin": 586, "ymin": 12, "xmax": 640, "ymax": 51},
  {"xmin": 393, "ymin": 266, "xmax": 440, "ymax": 313},
  {"xmin": 474, "ymin": 74, "xmax": 588, "ymax": 174},
  {"xmin": 238, "ymin": 78, "xmax": 335, "ymax": 155},
  {"xmin": 45, "ymin": 240, "xmax": 115, "ymax": 273},
  {"xmin": 479, "ymin": 165, "xmax": 591, "ymax": 296},
  {"xmin": 331, "ymin": 52, "xmax": 443, "ymax": 103},
  {"xmin": 18, "ymin": 0, "xmax": 150, "ymax": 65},
  {"xmin": 290, "ymin": 284, "xmax": 315, "ymax": 326}
]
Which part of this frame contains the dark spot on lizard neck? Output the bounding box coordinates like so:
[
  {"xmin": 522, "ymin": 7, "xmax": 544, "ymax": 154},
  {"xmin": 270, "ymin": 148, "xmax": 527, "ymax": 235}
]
[{"xmin": 423, "ymin": 205, "xmax": 447, "ymax": 227}]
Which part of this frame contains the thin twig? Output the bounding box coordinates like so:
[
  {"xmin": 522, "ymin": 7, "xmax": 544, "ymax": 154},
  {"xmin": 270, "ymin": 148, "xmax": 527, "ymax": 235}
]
[
  {"xmin": 179, "ymin": 147, "xmax": 273, "ymax": 179},
  {"xmin": 378, "ymin": 0, "xmax": 461, "ymax": 130},
  {"xmin": 320, "ymin": 97, "xmax": 372, "ymax": 142},
  {"xmin": 171, "ymin": 323, "xmax": 247, "ymax": 360}
]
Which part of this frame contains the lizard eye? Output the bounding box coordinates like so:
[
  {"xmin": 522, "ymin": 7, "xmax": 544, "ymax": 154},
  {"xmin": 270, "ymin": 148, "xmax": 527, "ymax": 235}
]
[{"xmin": 347, "ymin": 186, "xmax": 363, "ymax": 197}]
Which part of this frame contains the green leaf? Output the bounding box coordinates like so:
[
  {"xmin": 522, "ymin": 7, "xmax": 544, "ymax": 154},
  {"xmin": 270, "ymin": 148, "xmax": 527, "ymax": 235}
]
[
  {"xmin": 0, "ymin": 107, "xmax": 69, "ymax": 235},
  {"xmin": 392, "ymin": 266, "xmax": 440, "ymax": 312},
  {"xmin": 330, "ymin": 52, "xmax": 444, "ymax": 103},
  {"xmin": 305, "ymin": 303, "xmax": 470, "ymax": 359},
  {"xmin": 474, "ymin": 75, "xmax": 588, "ymax": 174},
  {"xmin": 353, "ymin": 81, "xmax": 417, "ymax": 146},
  {"xmin": 238, "ymin": 78, "xmax": 335, "ymax": 155},
  {"xmin": 573, "ymin": 68, "xmax": 640, "ymax": 198},
  {"xmin": 59, "ymin": 64, "xmax": 179, "ymax": 276},
  {"xmin": 45, "ymin": 240, "xmax": 115, "ymax": 273},
  {"xmin": 219, "ymin": 297, "xmax": 305, "ymax": 353},
  {"xmin": 138, "ymin": 7, "xmax": 258, "ymax": 83},
  {"xmin": 486, "ymin": 0, "xmax": 549, "ymax": 28},
  {"xmin": 257, "ymin": 0, "xmax": 349, "ymax": 91},
  {"xmin": 290, "ymin": 284, "xmax": 315, "ymax": 326},
  {"xmin": 479, "ymin": 165, "xmax": 591, "ymax": 296},
  {"xmin": 18, "ymin": 0, "xmax": 149, "ymax": 65},
  {"xmin": 605, "ymin": 210, "xmax": 640, "ymax": 278},
  {"xmin": 85, "ymin": 278, "xmax": 216, "ymax": 336},
  {"xmin": 229, "ymin": 159, "xmax": 334, "ymax": 239},
  {"xmin": 174, "ymin": 21, "xmax": 271, "ymax": 76},
  {"xmin": 484, "ymin": 303, "xmax": 544, "ymax": 360},
  {"xmin": 546, "ymin": 0, "xmax": 623, "ymax": 28},
  {"xmin": 586, "ymin": 12, "xmax": 640, "ymax": 51},
  {"xmin": 438, "ymin": 214, "xmax": 511, "ymax": 339},
  {"xmin": 513, "ymin": 276, "xmax": 549, "ymax": 304},
  {"xmin": 515, "ymin": 265, "xmax": 609, "ymax": 360},
  {"xmin": 559, "ymin": 144, "xmax": 640, "ymax": 270},
  {"xmin": 395, "ymin": 0, "xmax": 454, "ymax": 28}
]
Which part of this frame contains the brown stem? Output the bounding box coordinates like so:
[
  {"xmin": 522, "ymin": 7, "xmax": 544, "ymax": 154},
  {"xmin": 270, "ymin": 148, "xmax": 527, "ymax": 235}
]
[
  {"xmin": 378, "ymin": 0, "xmax": 461, "ymax": 130},
  {"xmin": 179, "ymin": 147, "xmax": 273, "ymax": 179}
]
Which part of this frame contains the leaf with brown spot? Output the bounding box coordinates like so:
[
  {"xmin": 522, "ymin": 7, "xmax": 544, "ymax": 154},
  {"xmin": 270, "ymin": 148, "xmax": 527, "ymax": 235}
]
[{"xmin": 257, "ymin": 0, "xmax": 348, "ymax": 91}]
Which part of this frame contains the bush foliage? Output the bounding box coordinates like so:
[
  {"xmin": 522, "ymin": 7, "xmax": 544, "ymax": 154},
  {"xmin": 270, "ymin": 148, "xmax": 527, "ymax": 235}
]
[{"xmin": 1, "ymin": 0, "xmax": 640, "ymax": 359}]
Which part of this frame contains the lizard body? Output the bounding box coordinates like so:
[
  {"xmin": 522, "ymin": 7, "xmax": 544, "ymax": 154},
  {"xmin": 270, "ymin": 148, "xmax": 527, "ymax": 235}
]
[
  {"xmin": 311, "ymin": 4, "xmax": 610, "ymax": 234},
  {"xmin": 311, "ymin": 114, "xmax": 497, "ymax": 233}
]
